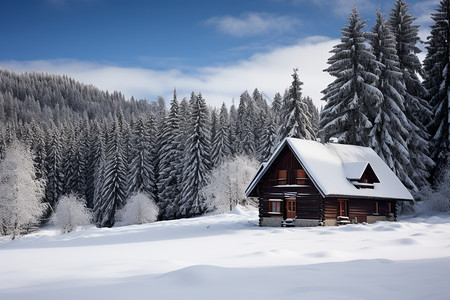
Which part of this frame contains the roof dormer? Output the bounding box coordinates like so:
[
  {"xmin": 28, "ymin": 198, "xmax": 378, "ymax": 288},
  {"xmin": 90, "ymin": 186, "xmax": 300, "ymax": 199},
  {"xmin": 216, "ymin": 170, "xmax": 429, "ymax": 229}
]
[{"xmin": 343, "ymin": 162, "xmax": 379, "ymax": 189}]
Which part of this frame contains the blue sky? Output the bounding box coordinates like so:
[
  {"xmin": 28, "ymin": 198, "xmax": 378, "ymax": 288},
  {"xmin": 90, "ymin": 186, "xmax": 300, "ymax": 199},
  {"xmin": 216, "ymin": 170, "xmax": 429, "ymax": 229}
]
[{"xmin": 0, "ymin": 0, "xmax": 439, "ymax": 108}]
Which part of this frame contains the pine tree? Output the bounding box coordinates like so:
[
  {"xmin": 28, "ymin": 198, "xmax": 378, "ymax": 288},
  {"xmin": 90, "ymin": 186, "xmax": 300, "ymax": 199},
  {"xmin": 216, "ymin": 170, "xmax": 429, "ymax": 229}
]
[
  {"xmin": 86, "ymin": 121, "xmax": 103, "ymax": 209},
  {"xmin": 157, "ymin": 91, "xmax": 183, "ymax": 219},
  {"xmin": 258, "ymin": 110, "xmax": 277, "ymax": 162},
  {"xmin": 228, "ymin": 102, "xmax": 238, "ymax": 155},
  {"xmin": 320, "ymin": 5, "xmax": 381, "ymax": 145},
  {"xmin": 180, "ymin": 93, "xmax": 212, "ymax": 217},
  {"xmin": 368, "ymin": 9, "xmax": 415, "ymax": 191},
  {"xmin": 128, "ymin": 116, "xmax": 155, "ymax": 198},
  {"xmin": 278, "ymin": 68, "xmax": 315, "ymax": 141},
  {"xmin": 272, "ymin": 92, "xmax": 282, "ymax": 127},
  {"xmin": 98, "ymin": 117, "xmax": 128, "ymax": 227},
  {"xmin": 242, "ymin": 96, "xmax": 257, "ymax": 156},
  {"xmin": 390, "ymin": 0, "xmax": 434, "ymax": 189},
  {"xmin": 45, "ymin": 128, "xmax": 64, "ymax": 209},
  {"xmin": 423, "ymin": 0, "xmax": 450, "ymax": 180},
  {"xmin": 211, "ymin": 103, "xmax": 232, "ymax": 166}
]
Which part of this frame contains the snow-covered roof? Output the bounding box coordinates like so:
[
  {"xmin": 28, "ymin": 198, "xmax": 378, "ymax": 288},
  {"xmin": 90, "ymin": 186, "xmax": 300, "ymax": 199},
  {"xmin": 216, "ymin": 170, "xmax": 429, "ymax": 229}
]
[
  {"xmin": 246, "ymin": 138, "xmax": 413, "ymax": 201},
  {"xmin": 343, "ymin": 162, "xmax": 370, "ymax": 180}
]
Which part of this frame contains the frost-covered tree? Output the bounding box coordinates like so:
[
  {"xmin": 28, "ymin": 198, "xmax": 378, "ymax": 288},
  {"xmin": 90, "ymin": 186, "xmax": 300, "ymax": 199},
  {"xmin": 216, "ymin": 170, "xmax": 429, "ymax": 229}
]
[
  {"xmin": 0, "ymin": 141, "xmax": 46, "ymax": 238},
  {"xmin": 202, "ymin": 155, "xmax": 259, "ymax": 213},
  {"xmin": 211, "ymin": 103, "xmax": 231, "ymax": 166},
  {"xmin": 128, "ymin": 116, "xmax": 155, "ymax": 197},
  {"xmin": 97, "ymin": 117, "xmax": 128, "ymax": 227},
  {"xmin": 116, "ymin": 193, "xmax": 159, "ymax": 225},
  {"xmin": 50, "ymin": 194, "xmax": 92, "ymax": 233},
  {"xmin": 368, "ymin": 9, "xmax": 415, "ymax": 190},
  {"xmin": 258, "ymin": 111, "xmax": 277, "ymax": 162},
  {"xmin": 45, "ymin": 128, "xmax": 64, "ymax": 209},
  {"xmin": 180, "ymin": 93, "xmax": 212, "ymax": 217},
  {"xmin": 389, "ymin": 0, "xmax": 434, "ymax": 189},
  {"xmin": 157, "ymin": 92, "xmax": 183, "ymax": 219},
  {"xmin": 423, "ymin": 0, "xmax": 450, "ymax": 180},
  {"xmin": 278, "ymin": 68, "xmax": 315, "ymax": 141},
  {"xmin": 320, "ymin": 5, "xmax": 381, "ymax": 145}
]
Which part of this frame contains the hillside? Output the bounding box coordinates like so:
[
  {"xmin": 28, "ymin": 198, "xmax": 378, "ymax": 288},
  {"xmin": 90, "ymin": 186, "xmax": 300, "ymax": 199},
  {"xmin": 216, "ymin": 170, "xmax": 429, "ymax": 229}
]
[{"xmin": 0, "ymin": 207, "xmax": 449, "ymax": 299}]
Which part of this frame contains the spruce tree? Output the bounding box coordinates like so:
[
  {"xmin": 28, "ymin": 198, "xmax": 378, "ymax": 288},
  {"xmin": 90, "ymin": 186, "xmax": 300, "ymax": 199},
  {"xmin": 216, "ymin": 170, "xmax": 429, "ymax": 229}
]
[
  {"xmin": 180, "ymin": 93, "xmax": 212, "ymax": 217},
  {"xmin": 368, "ymin": 9, "xmax": 415, "ymax": 191},
  {"xmin": 157, "ymin": 92, "xmax": 183, "ymax": 219},
  {"xmin": 320, "ymin": 5, "xmax": 381, "ymax": 145},
  {"xmin": 278, "ymin": 68, "xmax": 315, "ymax": 141},
  {"xmin": 98, "ymin": 117, "xmax": 127, "ymax": 227},
  {"xmin": 128, "ymin": 116, "xmax": 155, "ymax": 198},
  {"xmin": 423, "ymin": 0, "xmax": 450, "ymax": 180},
  {"xmin": 211, "ymin": 103, "xmax": 232, "ymax": 166},
  {"xmin": 389, "ymin": 0, "xmax": 434, "ymax": 189}
]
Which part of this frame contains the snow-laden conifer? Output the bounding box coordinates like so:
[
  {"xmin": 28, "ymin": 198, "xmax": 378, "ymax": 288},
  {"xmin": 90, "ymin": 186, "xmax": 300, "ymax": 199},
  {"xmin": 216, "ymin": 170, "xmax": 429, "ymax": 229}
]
[
  {"xmin": 211, "ymin": 103, "xmax": 232, "ymax": 166},
  {"xmin": 389, "ymin": 0, "xmax": 434, "ymax": 189},
  {"xmin": 179, "ymin": 93, "xmax": 212, "ymax": 217},
  {"xmin": 50, "ymin": 194, "xmax": 92, "ymax": 233},
  {"xmin": 320, "ymin": 5, "xmax": 381, "ymax": 145},
  {"xmin": 368, "ymin": 9, "xmax": 415, "ymax": 191},
  {"xmin": 128, "ymin": 116, "xmax": 155, "ymax": 198},
  {"xmin": 45, "ymin": 128, "xmax": 64, "ymax": 209},
  {"xmin": 98, "ymin": 117, "xmax": 128, "ymax": 227},
  {"xmin": 157, "ymin": 91, "xmax": 183, "ymax": 219},
  {"xmin": 278, "ymin": 68, "xmax": 315, "ymax": 141},
  {"xmin": 423, "ymin": 0, "xmax": 450, "ymax": 180}
]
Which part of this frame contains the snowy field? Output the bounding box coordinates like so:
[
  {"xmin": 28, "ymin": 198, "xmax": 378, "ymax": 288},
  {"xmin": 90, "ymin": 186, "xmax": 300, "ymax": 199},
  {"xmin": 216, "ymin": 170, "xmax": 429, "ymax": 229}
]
[{"xmin": 1, "ymin": 207, "xmax": 450, "ymax": 300}]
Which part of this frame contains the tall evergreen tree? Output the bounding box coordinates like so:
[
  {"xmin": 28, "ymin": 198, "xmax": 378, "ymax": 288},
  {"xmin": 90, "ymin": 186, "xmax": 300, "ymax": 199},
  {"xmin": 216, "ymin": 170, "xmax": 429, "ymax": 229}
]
[
  {"xmin": 98, "ymin": 117, "xmax": 128, "ymax": 227},
  {"xmin": 180, "ymin": 93, "xmax": 212, "ymax": 217},
  {"xmin": 368, "ymin": 9, "xmax": 415, "ymax": 190},
  {"xmin": 320, "ymin": 5, "xmax": 381, "ymax": 145},
  {"xmin": 211, "ymin": 103, "xmax": 232, "ymax": 166},
  {"xmin": 423, "ymin": 0, "xmax": 450, "ymax": 180},
  {"xmin": 128, "ymin": 116, "xmax": 155, "ymax": 198},
  {"xmin": 278, "ymin": 68, "xmax": 315, "ymax": 141},
  {"xmin": 157, "ymin": 91, "xmax": 183, "ymax": 219},
  {"xmin": 45, "ymin": 128, "xmax": 64, "ymax": 209},
  {"xmin": 389, "ymin": 0, "xmax": 434, "ymax": 189}
]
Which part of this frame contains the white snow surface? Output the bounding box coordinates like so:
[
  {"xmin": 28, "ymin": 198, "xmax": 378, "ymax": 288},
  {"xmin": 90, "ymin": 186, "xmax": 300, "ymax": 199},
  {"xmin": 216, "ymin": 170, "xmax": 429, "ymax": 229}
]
[
  {"xmin": 1, "ymin": 206, "xmax": 449, "ymax": 299},
  {"xmin": 247, "ymin": 138, "xmax": 413, "ymax": 201}
]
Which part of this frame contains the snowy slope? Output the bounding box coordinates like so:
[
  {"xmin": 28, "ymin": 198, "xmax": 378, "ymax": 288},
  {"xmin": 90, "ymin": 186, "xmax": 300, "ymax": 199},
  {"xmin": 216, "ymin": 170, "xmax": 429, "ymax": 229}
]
[{"xmin": 1, "ymin": 207, "xmax": 449, "ymax": 300}]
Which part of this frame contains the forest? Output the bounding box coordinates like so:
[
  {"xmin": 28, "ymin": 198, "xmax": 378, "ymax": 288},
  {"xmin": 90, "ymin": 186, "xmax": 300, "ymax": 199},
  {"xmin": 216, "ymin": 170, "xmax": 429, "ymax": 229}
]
[{"xmin": 0, "ymin": 0, "xmax": 448, "ymax": 237}]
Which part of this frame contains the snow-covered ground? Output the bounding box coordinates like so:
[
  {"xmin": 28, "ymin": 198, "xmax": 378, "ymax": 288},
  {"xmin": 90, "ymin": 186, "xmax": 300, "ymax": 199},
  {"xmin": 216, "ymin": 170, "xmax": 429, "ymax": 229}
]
[{"xmin": 1, "ymin": 207, "xmax": 449, "ymax": 299}]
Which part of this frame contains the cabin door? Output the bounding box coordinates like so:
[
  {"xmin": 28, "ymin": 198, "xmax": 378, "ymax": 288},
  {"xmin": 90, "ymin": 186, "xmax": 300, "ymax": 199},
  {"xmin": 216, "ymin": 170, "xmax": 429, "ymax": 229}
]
[
  {"xmin": 286, "ymin": 199, "xmax": 296, "ymax": 219},
  {"xmin": 338, "ymin": 199, "xmax": 349, "ymax": 217}
]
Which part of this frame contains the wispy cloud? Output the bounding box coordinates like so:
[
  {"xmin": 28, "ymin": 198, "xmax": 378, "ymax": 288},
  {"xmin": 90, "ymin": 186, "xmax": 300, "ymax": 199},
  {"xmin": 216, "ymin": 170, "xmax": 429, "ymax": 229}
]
[
  {"xmin": 292, "ymin": 0, "xmax": 376, "ymax": 17},
  {"xmin": 206, "ymin": 12, "xmax": 301, "ymax": 38},
  {"xmin": 1, "ymin": 36, "xmax": 335, "ymax": 109}
]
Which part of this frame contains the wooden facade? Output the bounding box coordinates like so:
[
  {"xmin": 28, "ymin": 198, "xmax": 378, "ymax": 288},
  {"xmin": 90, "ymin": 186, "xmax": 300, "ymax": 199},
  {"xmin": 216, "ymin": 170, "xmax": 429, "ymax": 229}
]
[{"xmin": 248, "ymin": 143, "xmax": 399, "ymax": 227}]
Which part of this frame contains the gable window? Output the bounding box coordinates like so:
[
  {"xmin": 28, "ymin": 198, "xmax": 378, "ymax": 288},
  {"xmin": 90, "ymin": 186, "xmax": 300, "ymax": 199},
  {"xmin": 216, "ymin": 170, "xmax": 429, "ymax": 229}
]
[
  {"xmin": 278, "ymin": 170, "xmax": 287, "ymax": 185},
  {"xmin": 269, "ymin": 199, "xmax": 282, "ymax": 214},
  {"xmin": 373, "ymin": 201, "xmax": 379, "ymax": 215},
  {"xmin": 296, "ymin": 169, "xmax": 307, "ymax": 185}
]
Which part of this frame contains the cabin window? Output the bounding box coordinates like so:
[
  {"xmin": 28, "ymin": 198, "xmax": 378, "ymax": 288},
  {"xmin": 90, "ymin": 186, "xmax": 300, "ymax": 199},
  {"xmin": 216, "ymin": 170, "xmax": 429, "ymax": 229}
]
[
  {"xmin": 278, "ymin": 170, "xmax": 287, "ymax": 185},
  {"xmin": 269, "ymin": 199, "xmax": 282, "ymax": 214},
  {"xmin": 296, "ymin": 169, "xmax": 307, "ymax": 185},
  {"xmin": 338, "ymin": 199, "xmax": 349, "ymax": 217},
  {"xmin": 387, "ymin": 201, "xmax": 393, "ymax": 214},
  {"xmin": 373, "ymin": 201, "xmax": 379, "ymax": 215}
]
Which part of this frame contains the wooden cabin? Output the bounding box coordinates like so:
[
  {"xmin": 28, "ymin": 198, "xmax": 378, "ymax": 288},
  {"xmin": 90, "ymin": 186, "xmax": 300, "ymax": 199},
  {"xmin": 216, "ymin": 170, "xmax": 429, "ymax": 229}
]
[{"xmin": 245, "ymin": 138, "xmax": 413, "ymax": 227}]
